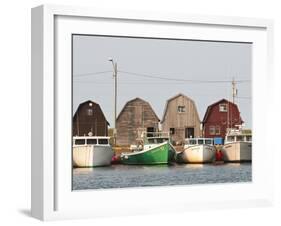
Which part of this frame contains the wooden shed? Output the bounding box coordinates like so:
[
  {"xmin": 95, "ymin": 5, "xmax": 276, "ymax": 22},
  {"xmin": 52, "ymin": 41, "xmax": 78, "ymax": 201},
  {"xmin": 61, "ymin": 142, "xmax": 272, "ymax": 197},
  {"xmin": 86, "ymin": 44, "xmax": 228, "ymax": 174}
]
[
  {"xmin": 116, "ymin": 98, "xmax": 160, "ymax": 146},
  {"xmin": 73, "ymin": 100, "xmax": 109, "ymax": 136},
  {"xmin": 161, "ymin": 93, "xmax": 201, "ymax": 144},
  {"xmin": 202, "ymin": 99, "xmax": 243, "ymax": 138}
]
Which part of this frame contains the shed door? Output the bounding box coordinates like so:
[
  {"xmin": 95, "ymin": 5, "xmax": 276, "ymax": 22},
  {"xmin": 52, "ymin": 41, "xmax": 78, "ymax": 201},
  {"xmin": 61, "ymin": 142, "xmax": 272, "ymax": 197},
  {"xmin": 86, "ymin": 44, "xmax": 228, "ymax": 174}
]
[
  {"xmin": 185, "ymin": 127, "xmax": 194, "ymax": 138},
  {"xmin": 147, "ymin": 127, "xmax": 155, "ymax": 137}
]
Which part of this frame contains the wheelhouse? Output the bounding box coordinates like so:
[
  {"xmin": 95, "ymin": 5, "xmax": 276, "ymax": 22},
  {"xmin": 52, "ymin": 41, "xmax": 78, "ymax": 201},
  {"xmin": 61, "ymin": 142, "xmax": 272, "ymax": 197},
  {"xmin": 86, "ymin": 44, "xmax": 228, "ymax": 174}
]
[
  {"xmin": 225, "ymin": 134, "xmax": 252, "ymax": 143},
  {"xmin": 73, "ymin": 136, "xmax": 110, "ymax": 146},
  {"xmin": 185, "ymin": 138, "xmax": 214, "ymax": 146}
]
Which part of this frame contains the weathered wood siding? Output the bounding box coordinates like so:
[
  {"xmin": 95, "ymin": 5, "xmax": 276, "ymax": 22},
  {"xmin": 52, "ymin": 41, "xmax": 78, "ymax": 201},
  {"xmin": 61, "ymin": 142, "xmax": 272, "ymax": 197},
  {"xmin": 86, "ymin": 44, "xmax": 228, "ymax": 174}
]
[
  {"xmin": 203, "ymin": 99, "xmax": 243, "ymax": 138},
  {"xmin": 116, "ymin": 98, "xmax": 159, "ymax": 146},
  {"xmin": 73, "ymin": 100, "xmax": 109, "ymax": 136},
  {"xmin": 161, "ymin": 94, "xmax": 201, "ymax": 144}
]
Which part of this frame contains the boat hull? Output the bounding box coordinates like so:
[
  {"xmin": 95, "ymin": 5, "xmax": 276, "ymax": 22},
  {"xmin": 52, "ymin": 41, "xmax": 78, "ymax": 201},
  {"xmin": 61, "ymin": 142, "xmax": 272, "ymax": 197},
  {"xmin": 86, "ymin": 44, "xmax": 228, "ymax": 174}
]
[
  {"xmin": 177, "ymin": 145, "xmax": 215, "ymax": 163},
  {"xmin": 73, "ymin": 145, "xmax": 114, "ymax": 167},
  {"xmin": 121, "ymin": 142, "xmax": 169, "ymax": 165},
  {"xmin": 222, "ymin": 142, "xmax": 252, "ymax": 162}
]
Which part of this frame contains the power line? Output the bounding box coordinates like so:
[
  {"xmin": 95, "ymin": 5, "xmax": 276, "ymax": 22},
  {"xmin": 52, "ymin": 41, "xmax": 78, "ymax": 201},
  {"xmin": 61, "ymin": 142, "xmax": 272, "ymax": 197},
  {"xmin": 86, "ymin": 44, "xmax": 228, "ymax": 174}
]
[
  {"xmin": 237, "ymin": 96, "xmax": 251, "ymax": 99},
  {"xmin": 119, "ymin": 70, "xmax": 250, "ymax": 83},
  {"xmin": 73, "ymin": 70, "xmax": 112, "ymax": 78},
  {"xmin": 72, "ymin": 69, "xmax": 251, "ymax": 84}
]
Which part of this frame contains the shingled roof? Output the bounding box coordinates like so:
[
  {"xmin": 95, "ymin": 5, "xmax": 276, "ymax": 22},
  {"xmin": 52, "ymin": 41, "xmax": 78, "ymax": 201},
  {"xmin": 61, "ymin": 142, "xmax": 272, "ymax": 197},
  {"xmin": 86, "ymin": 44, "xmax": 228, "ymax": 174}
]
[
  {"xmin": 117, "ymin": 97, "xmax": 160, "ymax": 122},
  {"xmin": 202, "ymin": 98, "xmax": 243, "ymax": 124}
]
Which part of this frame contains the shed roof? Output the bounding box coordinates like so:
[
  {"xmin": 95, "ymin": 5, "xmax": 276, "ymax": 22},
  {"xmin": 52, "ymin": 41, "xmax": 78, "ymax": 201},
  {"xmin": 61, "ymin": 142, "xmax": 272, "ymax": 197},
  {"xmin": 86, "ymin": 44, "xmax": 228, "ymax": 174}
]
[
  {"xmin": 74, "ymin": 100, "xmax": 110, "ymax": 125},
  {"xmin": 117, "ymin": 97, "xmax": 160, "ymax": 122},
  {"xmin": 202, "ymin": 98, "xmax": 243, "ymax": 124},
  {"xmin": 161, "ymin": 93, "xmax": 200, "ymax": 123}
]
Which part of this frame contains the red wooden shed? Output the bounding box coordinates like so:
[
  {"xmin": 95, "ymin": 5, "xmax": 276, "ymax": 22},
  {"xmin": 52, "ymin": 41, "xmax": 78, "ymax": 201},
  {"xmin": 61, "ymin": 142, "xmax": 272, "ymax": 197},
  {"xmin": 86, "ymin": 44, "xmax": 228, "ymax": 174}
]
[{"xmin": 202, "ymin": 99, "xmax": 243, "ymax": 138}]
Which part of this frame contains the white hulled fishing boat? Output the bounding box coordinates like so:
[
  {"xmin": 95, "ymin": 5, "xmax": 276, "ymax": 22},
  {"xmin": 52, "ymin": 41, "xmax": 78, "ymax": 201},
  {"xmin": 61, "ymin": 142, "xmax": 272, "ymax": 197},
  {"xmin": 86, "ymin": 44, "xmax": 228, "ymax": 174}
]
[
  {"xmin": 222, "ymin": 128, "xmax": 252, "ymax": 162},
  {"xmin": 177, "ymin": 138, "xmax": 216, "ymax": 163},
  {"xmin": 73, "ymin": 136, "xmax": 114, "ymax": 167}
]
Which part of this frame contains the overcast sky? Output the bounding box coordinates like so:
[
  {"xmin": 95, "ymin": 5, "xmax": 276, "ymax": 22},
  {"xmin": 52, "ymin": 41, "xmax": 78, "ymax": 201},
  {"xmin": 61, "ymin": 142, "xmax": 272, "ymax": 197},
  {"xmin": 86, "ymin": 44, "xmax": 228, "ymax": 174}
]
[{"xmin": 72, "ymin": 35, "xmax": 252, "ymax": 129}]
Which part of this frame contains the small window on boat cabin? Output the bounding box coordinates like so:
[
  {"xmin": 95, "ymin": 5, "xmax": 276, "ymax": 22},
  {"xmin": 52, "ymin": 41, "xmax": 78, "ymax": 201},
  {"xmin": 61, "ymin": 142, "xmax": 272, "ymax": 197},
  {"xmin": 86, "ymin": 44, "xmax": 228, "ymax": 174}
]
[
  {"xmin": 157, "ymin": 138, "xmax": 164, "ymax": 143},
  {"xmin": 246, "ymin": 136, "xmax": 252, "ymax": 142},
  {"xmin": 87, "ymin": 139, "xmax": 97, "ymax": 145},
  {"xmin": 198, "ymin": 139, "xmax": 204, "ymax": 145},
  {"xmin": 219, "ymin": 104, "xmax": 228, "ymax": 112},
  {"xmin": 189, "ymin": 139, "xmax": 197, "ymax": 145},
  {"xmin": 227, "ymin": 136, "xmax": 235, "ymax": 142},
  {"xmin": 177, "ymin": 105, "xmax": 185, "ymax": 113},
  {"xmin": 170, "ymin": 128, "xmax": 175, "ymax": 135},
  {"xmin": 87, "ymin": 108, "xmax": 93, "ymax": 116},
  {"xmin": 209, "ymin": 126, "xmax": 215, "ymax": 135},
  {"xmin": 98, "ymin": 139, "xmax": 109, "ymax": 145},
  {"xmin": 236, "ymin": 136, "xmax": 243, "ymax": 141},
  {"xmin": 147, "ymin": 138, "xmax": 156, "ymax": 144},
  {"xmin": 215, "ymin": 126, "xmax": 220, "ymax": 135},
  {"xmin": 75, "ymin": 139, "xmax": 85, "ymax": 145},
  {"xmin": 205, "ymin": 139, "xmax": 213, "ymax": 145}
]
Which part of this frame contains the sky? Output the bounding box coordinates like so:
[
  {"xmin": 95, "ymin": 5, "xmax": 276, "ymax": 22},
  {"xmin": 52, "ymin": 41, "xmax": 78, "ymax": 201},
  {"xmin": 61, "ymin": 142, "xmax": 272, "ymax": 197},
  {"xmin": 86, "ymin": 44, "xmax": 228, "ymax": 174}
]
[{"xmin": 72, "ymin": 35, "xmax": 252, "ymax": 129}]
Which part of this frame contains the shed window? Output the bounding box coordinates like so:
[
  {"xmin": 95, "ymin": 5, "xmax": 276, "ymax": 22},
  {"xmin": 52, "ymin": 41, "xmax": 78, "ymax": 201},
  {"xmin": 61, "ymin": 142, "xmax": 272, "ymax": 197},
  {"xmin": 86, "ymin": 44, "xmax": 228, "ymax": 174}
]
[
  {"xmin": 177, "ymin": 106, "xmax": 185, "ymax": 113},
  {"xmin": 170, "ymin": 128, "xmax": 175, "ymax": 135},
  {"xmin": 209, "ymin": 126, "xmax": 215, "ymax": 135},
  {"xmin": 87, "ymin": 108, "xmax": 93, "ymax": 116},
  {"xmin": 215, "ymin": 126, "xmax": 220, "ymax": 135},
  {"xmin": 219, "ymin": 104, "xmax": 228, "ymax": 112}
]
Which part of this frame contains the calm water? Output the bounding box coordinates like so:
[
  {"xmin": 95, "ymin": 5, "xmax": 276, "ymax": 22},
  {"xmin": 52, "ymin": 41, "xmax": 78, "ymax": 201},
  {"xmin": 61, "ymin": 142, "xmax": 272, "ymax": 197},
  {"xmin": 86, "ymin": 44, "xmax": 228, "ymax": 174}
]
[{"xmin": 72, "ymin": 163, "xmax": 252, "ymax": 190}]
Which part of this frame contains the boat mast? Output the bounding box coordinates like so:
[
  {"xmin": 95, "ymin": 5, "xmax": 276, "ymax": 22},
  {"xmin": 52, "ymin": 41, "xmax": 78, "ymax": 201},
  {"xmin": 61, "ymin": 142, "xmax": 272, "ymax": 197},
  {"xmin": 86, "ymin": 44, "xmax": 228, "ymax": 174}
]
[{"xmin": 232, "ymin": 77, "xmax": 237, "ymax": 104}]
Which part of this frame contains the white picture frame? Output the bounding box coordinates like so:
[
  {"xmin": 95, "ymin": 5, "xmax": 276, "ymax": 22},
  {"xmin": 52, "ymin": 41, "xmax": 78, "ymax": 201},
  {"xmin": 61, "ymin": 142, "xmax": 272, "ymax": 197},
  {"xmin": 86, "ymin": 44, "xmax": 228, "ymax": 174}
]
[{"xmin": 31, "ymin": 4, "xmax": 274, "ymax": 221}]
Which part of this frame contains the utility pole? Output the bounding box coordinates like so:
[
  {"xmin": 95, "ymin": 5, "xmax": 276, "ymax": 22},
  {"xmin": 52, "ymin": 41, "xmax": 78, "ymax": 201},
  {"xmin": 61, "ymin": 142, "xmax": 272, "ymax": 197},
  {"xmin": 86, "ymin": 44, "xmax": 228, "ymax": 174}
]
[{"xmin": 109, "ymin": 58, "xmax": 117, "ymax": 145}]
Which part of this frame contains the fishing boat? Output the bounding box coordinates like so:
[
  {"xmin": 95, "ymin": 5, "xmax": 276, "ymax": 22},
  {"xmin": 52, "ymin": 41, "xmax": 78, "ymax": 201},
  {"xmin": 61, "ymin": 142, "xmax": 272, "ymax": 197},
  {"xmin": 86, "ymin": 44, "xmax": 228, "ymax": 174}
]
[
  {"xmin": 120, "ymin": 141, "xmax": 170, "ymax": 165},
  {"xmin": 177, "ymin": 138, "xmax": 216, "ymax": 163},
  {"xmin": 142, "ymin": 132, "xmax": 176, "ymax": 162},
  {"xmin": 73, "ymin": 136, "xmax": 114, "ymax": 167},
  {"xmin": 222, "ymin": 128, "xmax": 252, "ymax": 162}
]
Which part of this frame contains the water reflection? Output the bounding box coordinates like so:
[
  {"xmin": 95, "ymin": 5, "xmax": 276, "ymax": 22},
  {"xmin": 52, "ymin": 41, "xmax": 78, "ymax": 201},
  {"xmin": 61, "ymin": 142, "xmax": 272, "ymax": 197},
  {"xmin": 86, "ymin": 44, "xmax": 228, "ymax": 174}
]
[{"xmin": 73, "ymin": 163, "xmax": 252, "ymax": 190}]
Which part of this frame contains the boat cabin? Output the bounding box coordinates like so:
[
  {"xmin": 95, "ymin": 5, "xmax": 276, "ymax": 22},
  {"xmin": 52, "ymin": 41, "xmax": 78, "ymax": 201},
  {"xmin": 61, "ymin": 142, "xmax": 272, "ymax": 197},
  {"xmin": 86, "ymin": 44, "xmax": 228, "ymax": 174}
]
[
  {"xmin": 225, "ymin": 130, "xmax": 252, "ymax": 143},
  {"xmin": 143, "ymin": 131, "xmax": 170, "ymax": 144},
  {"xmin": 185, "ymin": 138, "xmax": 214, "ymax": 146},
  {"xmin": 73, "ymin": 136, "xmax": 110, "ymax": 146}
]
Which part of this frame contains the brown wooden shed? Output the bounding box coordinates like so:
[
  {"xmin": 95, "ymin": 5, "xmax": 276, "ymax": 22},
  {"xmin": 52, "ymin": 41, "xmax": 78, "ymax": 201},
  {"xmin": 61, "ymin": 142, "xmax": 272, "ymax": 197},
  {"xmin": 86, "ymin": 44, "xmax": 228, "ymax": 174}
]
[
  {"xmin": 161, "ymin": 93, "xmax": 201, "ymax": 144},
  {"xmin": 73, "ymin": 100, "xmax": 109, "ymax": 136},
  {"xmin": 202, "ymin": 99, "xmax": 243, "ymax": 138},
  {"xmin": 116, "ymin": 97, "xmax": 160, "ymax": 146}
]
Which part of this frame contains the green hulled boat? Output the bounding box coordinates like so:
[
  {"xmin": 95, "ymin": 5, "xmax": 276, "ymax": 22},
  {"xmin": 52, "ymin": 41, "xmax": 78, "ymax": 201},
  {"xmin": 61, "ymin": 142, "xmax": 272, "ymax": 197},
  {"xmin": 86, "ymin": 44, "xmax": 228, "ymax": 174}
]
[
  {"xmin": 120, "ymin": 141, "xmax": 169, "ymax": 165},
  {"xmin": 143, "ymin": 132, "xmax": 176, "ymax": 162}
]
